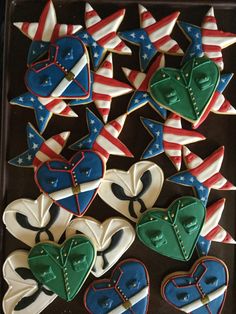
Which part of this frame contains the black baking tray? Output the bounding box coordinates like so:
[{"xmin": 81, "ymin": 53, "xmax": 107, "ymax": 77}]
[{"xmin": 1, "ymin": 0, "xmax": 236, "ymax": 313}]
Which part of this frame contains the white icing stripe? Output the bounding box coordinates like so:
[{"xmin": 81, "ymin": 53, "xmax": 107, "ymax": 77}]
[
  {"xmin": 203, "ymin": 22, "xmax": 217, "ymax": 30},
  {"xmin": 28, "ymin": 23, "xmax": 39, "ymax": 39},
  {"xmin": 104, "ymin": 36, "xmax": 122, "ymax": 49},
  {"xmin": 180, "ymin": 285, "xmax": 227, "ymax": 313},
  {"xmin": 92, "ymin": 16, "xmax": 123, "ymax": 41},
  {"xmin": 165, "ymin": 149, "xmax": 181, "ymax": 156},
  {"xmin": 163, "ymin": 133, "xmax": 202, "ymax": 144},
  {"xmin": 51, "ymin": 54, "xmax": 87, "ymax": 97},
  {"xmin": 159, "ymin": 39, "xmax": 177, "ymax": 52},
  {"xmin": 108, "ymin": 286, "xmax": 149, "ymax": 314},
  {"xmin": 96, "ymin": 135, "xmax": 124, "ymax": 156},
  {"xmin": 204, "ymin": 51, "xmax": 222, "ymax": 58},
  {"xmin": 50, "ymin": 101, "xmax": 67, "ymax": 114},
  {"xmin": 95, "ymin": 100, "xmax": 110, "ymax": 109},
  {"xmin": 59, "ymin": 24, "xmax": 68, "ymax": 37},
  {"xmin": 42, "ymin": 1, "xmax": 56, "ymax": 41},
  {"xmin": 46, "ymin": 138, "xmax": 63, "ymax": 154},
  {"xmin": 133, "ymin": 72, "xmax": 146, "ymax": 89},
  {"xmin": 212, "ymin": 94, "xmax": 224, "ymax": 111},
  {"xmin": 93, "ymin": 82, "xmax": 131, "ymax": 96},
  {"xmin": 211, "ymin": 176, "xmax": 227, "ymax": 189},
  {"xmin": 196, "ymin": 156, "xmax": 224, "ymax": 182},
  {"xmin": 149, "ymin": 20, "xmax": 176, "ymax": 42},
  {"xmin": 49, "ymin": 179, "xmax": 101, "ymax": 200},
  {"xmin": 211, "ymin": 228, "xmax": 227, "ymax": 241},
  {"xmin": 35, "ymin": 150, "xmax": 50, "ymax": 163},
  {"xmin": 165, "ymin": 118, "xmax": 181, "ymax": 128},
  {"xmin": 202, "ymin": 36, "xmax": 236, "ymax": 47},
  {"xmin": 105, "ymin": 124, "xmax": 120, "ymax": 137},
  {"xmin": 201, "ymin": 203, "xmax": 224, "ymax": 236}
]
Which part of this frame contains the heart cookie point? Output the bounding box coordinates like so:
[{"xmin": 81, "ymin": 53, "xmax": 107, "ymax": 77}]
[
  {"xmin": 136, "ymin": 196, "xmax": 206, "ymax": 261},
  {"xmin": 28, "ymin": 235, "xmax": 96, "ymax": 301},
  {"xmin": 149, "ymin": 57, "xmax": 220, "ymax": 123}
]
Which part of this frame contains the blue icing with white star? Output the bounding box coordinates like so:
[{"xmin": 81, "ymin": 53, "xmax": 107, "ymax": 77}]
[
  {"xmin": 197, "ymin": 235, "xmax": 212, "ymax": 256},
  {"xmin": 168, "ymin": 171, "xmax": 209, "ymax": 206},
  {"xmin": 216, "ymin": 73, "xmax": 233, "ymax": 93},
  {"xmin": 11, "ymin": 92, "xmax": 51, "ymax": 133},
  {"xmin": 69, "ymin": 109, "xmax": 104, "ymax": 151},
  {"xmin": 120, "ymin": 29, "xmax": 156, "ymax": 71},
  {"xmin": 27, "ymin": 41, "xmax": 50, "ymax": 65},
  {"xmin": 178, "ymin": 22, "xmax": 204, "ymax": 65},
  {"xmin": 8, "ymin": 123, "xmax": 44, "ymax": 167},
  {"xmin": 76, "ymin": 30, "xmax": 105, "ymax": 69}
]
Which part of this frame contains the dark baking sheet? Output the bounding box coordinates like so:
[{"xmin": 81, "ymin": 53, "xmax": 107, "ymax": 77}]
[{"xmin": 1, "ymin": 0, "xmax": 236, "ymax": 313}]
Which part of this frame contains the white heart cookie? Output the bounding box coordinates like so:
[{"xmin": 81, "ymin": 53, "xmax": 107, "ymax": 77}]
[
  {"xmin": 98, "ymin": 161, "xmax": 164, "ymax": 222},
  {"xmin": 66, "ymin": 217, "xmax": 135, "ymax": 277},
  {"xmin": 2, "ymin": 250, "xmax": 57, "ymax": 314},
  {"xmin": 3, "ymin": 194, "xmax": 72, "ymax": 247}
]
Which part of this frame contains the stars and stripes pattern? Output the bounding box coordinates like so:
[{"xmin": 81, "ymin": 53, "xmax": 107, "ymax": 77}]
[
  {"xmin": 10, "ymin": 92, "xmax": 77, "ymax": 133},
  {"xmin": 76, "ymin": 3, "xmax": 131, "ymax": 69},
  {"xmin": 197, "ymin": 199, "xmax": 236, "ymax": 256},
  {"xmin": 69, "ymin": 108, "xmax": 133, "ymax": 162},
  {"xmin": 120, "ymin": 4, "xmax": 183, "ymax": 71},
  {"xmin": 122, "ymin": 54, "xmax": 167, "ymax": 118},
  {"xmin": 9, "ymin": 123, "xmax": 70, "ymax": 169},
  {"xmin": 70, "ymin": 54, "xmax": 133, "ymax": 123},
  {"xmin": 178, "ymin": 7, "xmax": 236, "ymax": 71},
  {"xmin": 193, "ymin": 74, "xmax": 236, "ymax": 129},
  {"xmin": 141, "ymin": 113, "xmax": 205, "ymax": 170},
  {"xmin": 168, "ymin": 146, "xmax": 236, "ymax": 205}
]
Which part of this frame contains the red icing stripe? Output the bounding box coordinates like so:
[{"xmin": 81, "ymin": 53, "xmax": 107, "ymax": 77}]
[
  {"xmin": 205, "ymin": 225, "xmax": 222, "ymax": 241},
  {"xmin": 141, "ymin": 11, "xmax": 153, "ymax": 22},
  {"xmin": 219, "ymin": 181, "xmax": 235, "ymax": 190},
  {"xmin": 93, "ymin": 92, "xmax": 111, "ymax": 101},
  {"xmin": 210, "ymin": 57, "xmax": 224, "ymax": 63},
  {"xmin": 145, "ymin": 11, "xmax": 179, "ymax": 34},
  {"xmin": 97, "ymin": 32, "xmax": 116, "ymax": 47},
  {"xmin": 101, "ymin": 61, "xmax": 112, "ymax": 70},
  {"xmin": 205, "ymin": 199, "xmax": 225, "ymax": 221},
  {"xmin": 128, "ymin": 70, "xmax": 139, "ymax": 85},
  {"xmin": 94, "ymin": 73, "xmax": 131, "ymax": 88},
  {"xmin": 152, "ymin": 35, "xmax": 170, "ymax": 49},
  {"xmin": 185, "ymin": 152, "xmax": 198, "ymax": 164},
  {"xmin": 85, "ymin": 10, "xmax": 98, "ymax": 20},
  {"xmin": 164, "ymin": 125, "xmax": 204, "ymax": 138},
  {"xmin": 169, "ymin": 155, "xmax": 181, "ymax": 165},
  {"xmin": 22, "ymin": 22, "xmax": 30, "ymax": 34},
  {"xmin": 45, "ymin": 99, "xmax": 62, "ymax": 111},
  {"xmin": 34, "ymin": 0, "xmax": 51, "ymax": 40},
  {"xmin": 218, "ymin": 100, "xmax": 231, "ymax": 112},
  {"xmin": 113, "ymin": 41, "xmax": 126, "ymax": 52},
  {"xmin": 93, "ymin": 141, "xmax": 109, "ymax": 159},
  {"xmin": 202, "ymin": 172, "xmax": 224, "ymax": 188},
  {"xmin": 202, "ymin": 29, "xmax": 236, "ymax": 37},
  {"xmin": 163, "ymin": 141, "xmax": 181, "ymax": 150},
  {"xmin": 168, "ymin": 44, "xmax": 180, "ymax": 53},
  {"xmin": 52, "ymin": 134, "xmax": 66, "ymax": 147},
  {"xmin": 203, "ymin": 16, "xmax": 217, "ymax": 24},
  {"xmin": 51, "ymin": 24, "xmax": 60, "ymax": 41},
  {"xmin": 60, "ymin": 106, "xmax": 71, "ymax": 115},
  {"xmin": 109, "ymin": 120, "xmax": 122, "ymax": 132}
]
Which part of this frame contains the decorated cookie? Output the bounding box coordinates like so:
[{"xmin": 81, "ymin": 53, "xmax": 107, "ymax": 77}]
[
  {"xmin": 161, "ymin": 256, "xmax": 229, "ymax": 313},
  {"xmin": 25, "ymin": 36, "xmax": 91, "ymax": 99},
  {"xmin": 120, "ymin": 4, "xmax": 183, "ymax": 71},
  {"xmin": 149, "ymin": 57, "xmax": 220, "ymax": 123},
  {"xmin": 66, "ymin": 217, "xmax": 135, "ymax": 277},
  {"xmin": 10, "ymin": 92, "xmax": 77, "ymax": 133},
  {"xmin": 69, "ymin": 108, "xmax": 133, "ymax": 163},
  {"xmin": 70, "ymin": 53, "xmax": 133, "ymax": 123},
  {"xmin": 3, "ymin": 250, "xmax": 56, "ymax": 314},
  {"xmin": 98, "ymin": 161, "xmax": 164, "ymax": 222},
  {"xmin": 136, "ymin": 196, "xmax": 205, "ymax": 261},
  {"xmin": 76, "ymin": 3, "xmax": 131, "ymax": 69},
  {"xmin": 122, "ymin": 54, "xmax": 166, "ymax": 118},
  {"xmin": 84, "ymin": 259, "xmax": 149, "ymax": 314},
  {"xmin": 28, "ymin": 235, "xmax": 96, "ymax": 301},
  {"xmin": 3, "ymin": 194, "xmax": 72, "ymax": 247},
  {"xmin": 168, "ymin": 146, "xmax": 236, "ymax": 206},
  {"xmin": 35, "ymin": 150, "xmax": 105, "ymax": 216},
  {"xmin": 192, "ymin": 73, "xmax": 236, "ymax": 129},
  {"xmin": 197, "ymin": 199, "xmax": 236, "ymax": 256},
  {"xmin": 14, "ymin": 0, "xmax": 82, "ymax": 65},
  {"xmin": 8, "ymin": 123, "xmax": 70, "ymax": 169},
  {"xmin": 141, "ymin": 113, "xmax": 205, "ymax": 170},
  {"xmin": 178, "ymin": 7, "xmax": 236, "ymax": 71}
]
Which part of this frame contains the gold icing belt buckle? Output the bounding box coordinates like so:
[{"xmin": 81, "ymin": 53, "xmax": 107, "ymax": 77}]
[
  {"xmin": 66, "ymin": 71, "xmax": 75, "ymax": 81},
  {"xmin": 201, "ymin": 295, "xmax": 210, "ymax": 305},
  {"xmin": 122, "ymin": 300, "xmax": 132, "ymax": 309},
  {"xmin": 72, "ymin": 185, "xmax": 80, "ymax": 195}
]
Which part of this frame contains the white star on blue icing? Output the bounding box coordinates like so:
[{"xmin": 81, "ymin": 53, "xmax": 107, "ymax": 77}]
[{"xmin": 197, "ymin": 235, "xmax": 211, "ymax": 257}]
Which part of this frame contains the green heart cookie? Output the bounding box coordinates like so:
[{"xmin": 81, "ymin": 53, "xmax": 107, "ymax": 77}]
[
  {"xmin": 136, "ymin": 197, "xmax": 205, "ymax": 261},
  {"xmin": 28, "ymin": 235, "xmax": 96, "ymax": 301},
  {"xmin": 149, "ymin": 57, "xmax": 219, "ymax": 122}
]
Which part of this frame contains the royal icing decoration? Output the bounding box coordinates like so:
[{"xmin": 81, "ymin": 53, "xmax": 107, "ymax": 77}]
[
  {"xmin": 28, "ymin": 235, "xmax": 96, "ymax": 301},
  {"xmin": 178, "ymin": 7, "xmax": 236, "ymax": 71},
  {"xmin": 168, "ymin": 146, "xmax": 236, "ymax": 206},
  {"xmin": 136, "ymin": 196, "xmax": 205, "ymax": 261},
  {"xmin": 25, "ymin": 36, "xmax": 91, "ymax": 99},
  {"xmin": 3, "ymin": 194, "xmax": 72, "ymax": 247},
  {"xmin": 122, "ymin": 54, "xmax": 167, "ymax": 118},
  {"xmin": 149, "ymin": 57, "xmax": 220, "ymax": 123},
  {"xmin": 69, "ymin": 108, "xmax": 133, "ymax": 163},
  {"xmin": 197, "ymin": 199, "xmax": 236, "ymax": 256},
  {"xmin": 98, "ymin": 161, "xmax": 164, "ymax": 222},
  {"xmin": 161, "ymin": 256, "xmax": 229, "ymax": 314},
  {"xmin": 35, "ymin": 150, "xmax": 105, "ymax": 216},
  {"xmin": 66, "ymin": 217, "xmax": 135, "ymax": 277},
  {"xmin": 141, "ymin": 113, "xmax": 205, "ymax": 171},
  {"xmin": 70, "ymin": 53, "xmax": 133, "ymax": 123},
  {"xmin": 8, "ymin": 123, "xmax": 70, "ymax": 169},
  {"xmin": 192, "ymin": 73, "xmax": 236, "ymax": 129},
  {"xmin": 10, "ymin": 92, "xmax": 77, "ymax": 133},
  {"xmin": 14, "ymin": 0, "xmax": 82, "ymax": 64},
  {"xmin": 120, "ymin": 4, "xmax": 183, "ymax": 71},
  {"xmin": 3, "ymin": 250, "xmax": 56, "ymax": 314},
  {"xmin": 84, "ymin": 259, "xmax": 149, "ymax": 314},
  {"xmin": 76, "ymin": 3, "xmax": 131, "ymax": 69}
]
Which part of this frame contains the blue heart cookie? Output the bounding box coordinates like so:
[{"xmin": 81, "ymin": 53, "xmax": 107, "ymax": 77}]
[
  {"xmin": 84, "ymin": 259, "xmax": 149, "ymax": 314},
  {"xmin": 35, "ymin": 150, "xmax": 105, "ymax": 216},
  {"xmin": 25, "ymin": 36, "xmax": 91, "ymax": 99}
]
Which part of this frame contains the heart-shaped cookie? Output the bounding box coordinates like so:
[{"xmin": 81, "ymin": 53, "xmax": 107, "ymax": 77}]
[
  {"xmin": 28, "ymin": 235, "xmax": 96, "ymax": 301},
  {"xmin": 66, "ymin": 217, "xmax": 135, "ymax": 277},
  {"xmin": 35, "ymin": 150, "xmax": 105, "ymax": 216},
  {"xmin": 161, "ymin": 256, "xmax": 229, "ymax": 314},
  {"xmin": 84, "ymin": 259, "xmax": 149, "ymax": 314},
  {"xmin": 3, "ymin": 194, "xmax": 72, "ymax": 247},
  {"xmin": 98, "ymin": 161, "xmax": 164, "ymax": 222},
  {"xmin": 136, "ymin": 196, "xmax": 205, "ymax": 261},
  {"xmin": 25, "ymin": 36, "xmax": 91, "ymax": 99},
  {"xmin": 3, "ymin": 250, "xmax": 56, "ymax": 314},
  {"xmin": 150, "ymin": 57, "xmax": 220, "ymax": 122}
]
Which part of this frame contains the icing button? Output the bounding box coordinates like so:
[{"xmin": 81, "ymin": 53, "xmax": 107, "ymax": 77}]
[
  {"xmin": 48, "ymin": 178, "xmax": 58, "ymax": 187},
  {"xmin": 183, "ymin": 217, "xmax": 198, "ymax": 234},
  {"xmin": 165, "ymin": 88, "xmax": 179, "ymax": 104},
  {"xmin": 177, "ymin": 292, "xmax": 189, "ymax": 302},
  {"xmin": 72, "ymin": 254, "xmax": 87, "ymax": 271},
  {"xmin": 127, "ymin": 279, "xmax": 140, "ymax": 289},
  {"xmin": 205, "ymin": 277, "xmax": 219, "ymax": 286},
  {"xmin": 99, "ymin": 297, "xmax": 113, "ymax": 309},
  {"xmin": 40, "ymin": 76, "xmax": 52, "ymax": 87},
  {"xmin": 150, "ymin": 231, "xmax": 167, "ymax": 248},
  {"xmin": 39, "ymin": 266, "xmax": 56, "ymax": 283}
]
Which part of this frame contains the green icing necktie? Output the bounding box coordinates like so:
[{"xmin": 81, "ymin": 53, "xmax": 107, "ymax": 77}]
[{"xmin": 136, "ymin": 197, "xmax": 205, "ymax": 261}]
